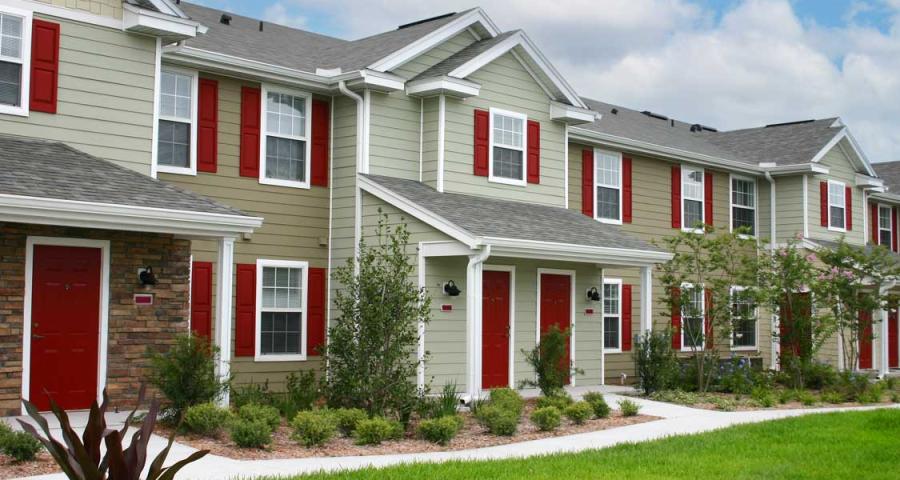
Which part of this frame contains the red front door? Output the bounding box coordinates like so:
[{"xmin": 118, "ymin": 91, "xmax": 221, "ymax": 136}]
[
  {"xmin": 190, "ymin": 261, "xmax": 213, "ymax": 340},
  {"xmin": 539, "ymin": 273, "xmax": 572, "ymax": 384},
  {"xmin": 30, "ymin": 245, "xmax": 102, "ymax": 410},
  {"xmin": 482, "ymin": 270, "xmax": 510, "ymax": 389},
  {"xmin": 889, "ymin": 310, "xmax": 899, "ymax": 369},
  {"xmin": 859, "ymin": 310, "xmax": 873, "ymax": 370}
]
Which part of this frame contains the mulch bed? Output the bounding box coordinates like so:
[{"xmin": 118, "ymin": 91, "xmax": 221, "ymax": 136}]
[{"xmin": 1, "ymin": 451, "xmax": 60, "ymax": 480}]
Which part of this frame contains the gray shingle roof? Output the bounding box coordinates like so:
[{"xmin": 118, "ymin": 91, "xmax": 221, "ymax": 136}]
[
  {"xmin": 362, "ymin": 174, "xmax": 664, "ymax": 253},
  {"xmin": 0, "ymin": 135, "xmax": 250, "ymax": 217},
  {"xmin": 412, "ymin": 31, "xmax": 518, "ymax": 81},
  {"xmin": 873, "ymin": 161, "xmax": 900, "ymax": 193}
]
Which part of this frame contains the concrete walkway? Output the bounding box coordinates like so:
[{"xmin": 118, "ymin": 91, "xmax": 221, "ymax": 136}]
[{"xmin": 7, "ymin": 388, "xmax": 899, "ymax": 480}]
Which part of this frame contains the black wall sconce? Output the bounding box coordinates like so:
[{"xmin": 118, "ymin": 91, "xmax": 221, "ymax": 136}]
[
  {"xmin": 139, "ymin": 266, "xmax": 158, "ymax": 286},
  {"xmin": 586, "ymin": 287, "xmax": 601, "ymax": 301},
  {"xmin": 443, "ymin": 280, "xmax": 461, "ymax": 296}
]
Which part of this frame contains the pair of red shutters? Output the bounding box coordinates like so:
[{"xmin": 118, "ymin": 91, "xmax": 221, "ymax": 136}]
[
  {"xmin": 818, "ymin": 182, "xmax": 854, "ymax": 230},
  {"xmin": 869, "ymin": 203, "xmax": 898, "ymax": 251},
  {"xmin": 190, "ymin": 263, "xmax": 328, "ymax": 357},
  {"xmin": 669, "ymin": 288, "xmax": 716, "ymax": 350},
  {"xmin": 472, "ymin": 109, "xmax": 541, "ymax": 183}
]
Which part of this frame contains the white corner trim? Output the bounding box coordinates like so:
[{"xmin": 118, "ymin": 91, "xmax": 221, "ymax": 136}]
[
  {"xmin": 563, "ymin": 124, "xmax": 569, "ymax": 209},
  {"xmin": 253, "ymin": 258, "xmax": 309, "ymax": 362},
  {"xmin": 150, "ymin": 37, "xmax": 162, "ymax": 179},
  {"xmin": 21, "ymin": 236, "xmax": 110, "ymax": 414},
  {"xmin": 802, "ymin": 174, "xmax": 809, "ymax": 238},
  {"xmin": 437, "ymin": 94, "xmax": 446, "ymax": 192},
  {"xmin": 214, "ymin": 237, "xmax": 234, "ymax": 407},
  {"xmin": 483, "ymin": 264, "xmax": 516, "ymax": 389}
]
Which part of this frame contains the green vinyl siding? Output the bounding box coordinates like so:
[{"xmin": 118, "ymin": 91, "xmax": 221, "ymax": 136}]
[{"xmin": 806, "ymin": 146, "xmax": 865, "ymax": 245}]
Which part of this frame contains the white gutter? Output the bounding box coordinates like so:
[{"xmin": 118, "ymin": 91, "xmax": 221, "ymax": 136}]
[
  {"xmin": 464, "ymin": 245, "xmax": 492, "ymax": 401},
  {"xmin": 339, "ymin": 81, "xmax": 366, "ymax": 272}
]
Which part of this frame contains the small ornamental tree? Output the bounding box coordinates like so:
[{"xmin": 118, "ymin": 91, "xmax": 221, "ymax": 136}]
[
  {"xmin": 658, "ymin": 226, "xmax": 759, "ymax": 392},
  {"xmin": 324, "ymin": 212, "xmax": 431, "ymax": 418}
]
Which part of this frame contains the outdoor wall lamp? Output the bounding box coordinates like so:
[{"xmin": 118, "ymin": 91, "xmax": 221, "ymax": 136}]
[
  {"xmin": 139, "ymin": 266, "xmax": 157, "ymax": 286},
  {"xmin": 443, "ymin": 280, "xmax": 461, "ymax": 296},
  {"xmin": 586, "ymin": 287, "xmax": 601, "ymax": 301}
]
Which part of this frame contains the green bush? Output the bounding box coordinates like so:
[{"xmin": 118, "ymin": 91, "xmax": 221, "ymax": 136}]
[
  {"xmin": 618, "ymin": 399, "xmax": 641, "ymax": 417},
  {"xmin": 275, "ymin": 371, "xmax": 319, "ymax": 420},
  {"xmin": 332, "ymin": 408, "xmax": 368, "ymax": 436},
  {"xmin": 237, "ymin": 403, "xmax": 281, "ymax": 432},
  {"xmin": 522, "ymin": 325, "xmax": 580, "ymax": 396},
  {"xmin": 716, "ymin": 357, "xmax": 756, "ymax": 395},
  {"xmin": 649, "ymin": 389, "xmax": 699, "ymax": 405},
  {"xmin": 709, "ymin": 396, "xmax": 736, "ymax": 411},
  {"xmin": 802, "ymin": 362, "xmax": 838, "ymax": 390},
  {"xmin": 488, "ymin": 388, "xmax": 525, "ymax": 417},
  {"xmin": 475, "ymin": 405, "xmax": 519, "ymax": 436},
  {"xmin": 229, "ymin": 419, "xmax": 272, "ymax": 448},
  {"xmin": 290, "ymin": 411, "xmax": 337, "ymax": 447},
  {"xmin": 582, "ymin": 392, "xmax": 611, "ymax": 418},
  {"xmin": 146, "ymin": 334, "xmax": 228, "ymax": 418},
  {"xmin": 836, "ymin": 372, "xmax": 870, "ymax": 402},
  {"xmin": 798, "ymin": 391, "xmax": 817, "ymax": 406},
  {"xmin": 419, "ymin": 382, "xmax": 460, "ymax": 420},
  {"xmin": 530, "ymin": 407, "xmax": 561, "ymax": 431},
  {"xmin": 633, "ymin": 330, "xmax": 679, "ymax": 395},
  {"xmin": 564, "ymin": 401, "xmax": 593, "ymax": 425},
  {"xmin": 778, "ymin": 389, "xmax": 799, "ymax": 404},
  {"xmin": 231, "ymin": 381, "xmax": 272, "ymax": 409},
  {"xmin": 536, "ymin": 392, "xmax": 573, "ymax": 411},
  {"xmin": 891, "ymin": 393, "xmax": 899, "ymax": 403},
  {"xmin": 821, "ymin": 390, "xmax": 845, "ymax": 404},
  {"xmin": 354, "ymin": 417, "xmax": 403, "ymax": 445},
  {"xmin": 417, "ymin": 416, "xmax": 462, "ymax": 445},
  {"xmin": 858, "ymin": 384, "xmax": 884, "ymax": 404},
  {"xmin": 750, "ymin": 387, "xmax": 775, "ymax": 408},
  {"xmin": 0, "ymin": 423, "xmax": 42, "ymax": 462},
  {"xmin": 183, "ymin": 402, "xmax": 232, "ymax": 436}
]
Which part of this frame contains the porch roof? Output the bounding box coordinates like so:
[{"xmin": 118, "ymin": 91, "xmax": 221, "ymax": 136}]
[{"xmin": 360, "ymin": 174, "xmax": 671, "ymax": 266}]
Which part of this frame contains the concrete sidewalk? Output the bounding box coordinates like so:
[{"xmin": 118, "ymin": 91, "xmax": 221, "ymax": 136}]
[{"xmin": 7, "ymin": 389, "xmax": 899, "ymax": 480}]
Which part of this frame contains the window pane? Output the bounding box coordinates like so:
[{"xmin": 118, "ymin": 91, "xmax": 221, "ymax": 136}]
[
  {"xmin": 731, "ymin": 289, "xmax": 756, "ymax": 347},
  {"xmin": 596, "ymin": 152, "xmax": 620, "ymax": 187},
  {"xmin": 828, "ymin": 183, "xmax": 844, "ymax": 205},
  {"xmin": 159, "ymin": 71, "xmax": 192, "ymax": 121},
  {"xmin": 0, "ymin": 61, "xmax": 20, "ymax": 106},
  {"xmin": 732, "ymin": 318, "xmax": 756, "ymax": 347},
  {"xmin": 603, "ymin": 283, "xmax": 619, "ymax": 314},
  {"xmin": 683, "ymin": 168, "xmax": 703, "ymax": 199},
  {"xmin": 492, "ymin": 146, "xmax": 523, "ymax": 180},
  {"xmin": 732, "ymin": 207, "xmax": 755, "ymax": 235},
  {"xmin": 684, "ymin": 199, "xmax": 703, "ymax": 229},
  {"xmin": 260, "ymin": 312, "xmax": 302, "ymax": 355},
  {"xmin": 157, "ymin": 120, "xmax": 190, "ymax": 167},
  {"xmin": 604, "ymin": 316, "xmax": 620, "ymax": 349},
  {"xmin": 266, "ymin": 136, "xmax": 307, "ymax": 182},
  {"xmin": 880, "ymin": 230, "xmax": 892, "ymax": 247},
  {"xmin": 597, "ymin": 186, "xmax": 620, "ymax": 220},
  {"xmin": 732, "ymin": 179, "xmax": 754, "ymax": 207},
  {"xmin": 0, "ymin": 14, "xmax": 23, "ymax": 59},
  {"xmin": 830, "ymin": 206, "xmax": 845, "ymax": 229},
  {"xmin": 683, "ymin": 316, "xmax": 704, "ymax": 348},
  {"xmin": 267, "ymin": 92, "xmax": 306, "ymax": 138},
  {"xmin": 492, "ymin": 113, "xmax": 523, "ymax": 148}
]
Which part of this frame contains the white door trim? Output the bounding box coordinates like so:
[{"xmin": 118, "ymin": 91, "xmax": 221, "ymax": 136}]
[
  {"xmin": 484, "ymin": 264, "xmax": 516, "ymax": 390},
  {"xmin": 22, "ymin": 236, "xmax": 111, "ymax": 413},
  {"xmin": 536, "ymin": 268, "xmax": 577, "ymax": 387}
]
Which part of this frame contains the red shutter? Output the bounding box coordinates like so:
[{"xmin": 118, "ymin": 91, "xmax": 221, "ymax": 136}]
[
  {"xmin": 671, "ymin": 165, "xmax": 682, "ymax": 229},
  {"xmin": 622, "ymin": 284, "xmax": 633, "ymax": 351},
  {"xmin": 623, "ymin": 156, "xmax": 633, "ymax": 223},
  {"xmin": 190, "ymin": 261, "xmax": 213, "ymax": 341},
  {"xmin": 197, "ymin": 78, "xmax": 218, "ymax": 173},
  {"xmin": 859, "ymin": 309, "xmax": 873, "ymax": 369},
  {"xmin": 820, "ymin": 182, "xmax": 828, "ymax": 227},
  {"xmin": 845, "ymin": 186, "xmax": 852, "ymax": 230},
  {"xmin": 893, "ymin": 207, "xmax": 898, "ymax": 252},
  {"xmin": 671, "ymin": 287, "xmax": 681, "ymax": 350},
  {"xmin": 473, "ymin": 109, "xmax": 489, "ymax": 176},
  {"xmin": 581, "ymin": 149, "xmax": 594, "ymax": 218},
  {"xmin": 311, "ymin": 99, "xmax": 330, "ymax": 186},
  {"xmin": 704, "ymin": 172, "xmax": 714, "ymax": 226},
  {"xmin": 705, "ymin": 288, "xmax": 714, "ymax": 350},
  {"xmin": 871, "ymin": 204, "xmax": 880, "ymax": 244},
  {"xmin": 29, "ymin": 19, "xmax": 60, "ymax": 114},
  {"xmin": 235, "ymin": 263, "xmax": 256, "ymax": 357},
  {"xmin": 526, "ymin": 120, "xmax": 540, "ymax": 184},
  {"xmin": 306, "ymin": 267, "xmax": 327, "ymax": 356},
  {"xmin": 239, "ymin": 86, "xmax": 261, "ymax": 178}
]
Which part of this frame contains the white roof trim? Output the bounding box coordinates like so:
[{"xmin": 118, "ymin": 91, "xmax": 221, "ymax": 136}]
[
  {"xmin": 764, "ymin": 163, "xmax": 830, "ymax": 176},
  {"xmin": 368, "ymin": 8, "xmax": 501, "ymax": 73},
  {"xmin": 550, "ymin": 101, "xmax": 597, "ymax": 125},
  {"xmin": 0, "ymin": 194, "xmax": 262, "ymax": 238},
  {"xmin": 856, "ymin": 173, "xmax": 884, "ymax": 189},
  {"xmin": 406, "ymin": 76, "xmax": 480, "ymax": 98},
  {"xmin": 810, "ymin": 126, "xmax": 876, "ymax": 176},
  {"xmin": 146, "ymin": 0, "xmax": 188, "ymax": 18},
  {"xmin": 122, "ymin": 3, "xmax": 202, "ymax": 40}
]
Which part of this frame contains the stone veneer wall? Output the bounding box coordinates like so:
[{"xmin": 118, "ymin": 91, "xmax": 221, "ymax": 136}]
[{"xmin": 0, "ymin": 222, "xmax": 191, "ymax": 415}]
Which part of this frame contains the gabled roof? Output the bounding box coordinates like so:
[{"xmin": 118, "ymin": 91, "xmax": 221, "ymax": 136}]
[
  {"xmin": 700, "ymin": 118, "xmax": 842, "ymax": 166},
  {"xmin": 873, "ymin": 161, "xmax": 900, "ymax": 193},
  {"xmin": 413, "ymin": 31, "xmax": 518, "ymax": 80}
]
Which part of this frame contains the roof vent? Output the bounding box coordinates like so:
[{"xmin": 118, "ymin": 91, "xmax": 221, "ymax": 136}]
[
  {"xmin": 610, "ymin": 108, "xmax": 618, "ymax": 115},
  {"xmin": 398, "ymin": 12, "xmax": 456, "ymax": 30},
  {"xmin": 641, "ymin": 110, "xmax": 668, "ymax": 121},
  {"xmin": 690, "ymin": 123, "xmax": 717, "ymax": 133},
  {"xmin": 765, "ymin": 119, "xmax": 815, "ymax": 128},
  {"xmin": 220, "ymin": 14, "xmax": 232, "ymax": 25},
  {"xmin": 259, "ymin": 20, "xmax": 264, "ymax": 31}
]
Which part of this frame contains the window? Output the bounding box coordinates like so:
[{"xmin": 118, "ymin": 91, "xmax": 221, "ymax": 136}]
[
  {"xmin": 595, "ymin": 150, "xmax": 622, "ymax": 223},
  {"xmin": 256, "ymin": 259, "xmax": 308, "ymax": 361},
  {"xmin": 681, "ymin": 284, "xmax": 704, "ymax": 350},
  {"xmin": 731, "ymin": 286, "xmax": 757, "ymax": 350},
  {"xmin": 261, "ymin": 86, "xmax": 311, "ymax": 188},
  {"xmin": 157, "ymin": 68, "xmax": 197, "ymax": 174},
  {"xmin": 489, "ymin": 108, "xmax": 527, "ymax": 185},
  {"xmin": 682, "ymin": 166, "xmax": 704, "ymax": 231},
  {"xmin": 0, "ymin": 8, "xmax": 31, "ymax": 116},
  {"xmin": 828, "ymin": 181, "xmax": 845, "ymax": 230},
  {"xmin": 878, "ymin": 205, "xmax": 892, "ymax": 247},
  {"xmin": 731, "ymin": 177, "xmax": 755, "ymax": 235},
  {"xmin": 603, "ymin": 280, "xmax": 621, "ymax": 351}
]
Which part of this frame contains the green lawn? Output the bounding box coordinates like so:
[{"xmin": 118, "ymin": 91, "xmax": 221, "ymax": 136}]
[{"xmin": 270, "ymin": 409, "xmax": 900, "ymax": 480}]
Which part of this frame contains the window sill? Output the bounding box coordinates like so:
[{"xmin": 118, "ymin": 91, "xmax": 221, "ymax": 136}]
[
  {"xmin": 596, "ymin": 217, "xmax": 623, "ymax": 226},
  {"xmin": 680, "ymin": 346, "xmax": 704, "ymax": 353},
  {"xmin": 254, "ymin": 354, "xmax": 307, "ymax": 362},
  {"xmin": 259, "ymin": 177, "xmax": 311, "ymax": 189},
  {"xmin": 0, "ymin": 104, "xmax": 28, "ymax": 117},
  {"xmin": 827, "ymin": 225, "xmax": 846, "ymax": 233},
  {"xmin": 681, "ymin": 227, "xmax": 705, "ymax": 234},
  {"xmin": 603, "ymin": 348, "xmax": 623, "ymax": 354},
  {"xmin": 730, "ymin": 346, "xmax": 758, "ymax": 352},
  {"xmin": 488, "ymin": 175, "xmax": 527, "ymax": 187},
  {"xmin": 157, "ymin": 165, "xmax": 197, "ymax": 176}
]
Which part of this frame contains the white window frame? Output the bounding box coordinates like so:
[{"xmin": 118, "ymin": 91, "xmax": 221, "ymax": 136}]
[
  {"xmin": 729, "ymin": 286, "xmax": 758, "ymax": 351},
  {"xmin": 729, "ymin": 174, "xmax": 757, "ymax": 237},
  {"xmin": 0, "ymin": 6, "xmax": 32, "ymax": 117},
  {"xmin": 488, "ymin": 107, "xmax": 528, "ymax": 187},
  {"xmin": 594, "ymin": 149, "xmax": 623, "ymax": 225},
  {"xmin": 155, "ymin": 66, "xmax": 198, "ymax": 175},
  {"xmin": 827, "ymin": 180, "xmax": 846, "ymax": 232},
  {"xmin": 602, "ymin": 278, "xmax": 622, "ymax": 353},
  {"xmin": 680, "ymin": 282, "xmax": 705, "ymax": 352},
  {"xmin": 260, "ymin": 84, "xmax": 312, "ymax": 189},
  {"xmin": 681, "ymin": 165, "xmax": 705, "ymax": 233},
  {"xmin": 254, "ymin": 259, "xmax": 309, "ymax": 362},
  {"xmin": 878, "ymin": 204, "xmax": 892, "ymax": 248}
]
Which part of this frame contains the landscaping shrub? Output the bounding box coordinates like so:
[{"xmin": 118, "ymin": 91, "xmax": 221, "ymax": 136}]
[
  {"xmin": 836, "ymin": 371, "xmax": 871, "ymax": 402},
  {"xmin": 709, "ymin": 396, "xmax": 736, "ymax": 411},
  {"xmin": 183, "ymin": 402, "xmax": 232, "ymax": 436},
  {"xmin": 858, "ymin": 384, "xmax": 884, "ymax": 404},
  {"xmin": 582, "ymin": 392, "xmax": 612, "ymax": 418},
  {"xmin": 530, "ymin": 407, "xmax": 561, "ymax": 431},
  {"xmin": 354, "ymin": 417, "xmax": 403, "ymax": 445},
  {"xmin": 332, "ymin": 408, "xmax": 368, "ymax": 436},
  {"xmin": 618, "ymin": 399, "xmax": 641, "ymax": 417},
  {"xmin": 715, "ymin": 357, "xmax": 756, "ymax": 394},
  {"xmin": 522, "ymin": 325, "xmax": 580, "ymax": 396},
  {"xmin": 275, "ymin": 371, "xmax": 319, "ymax": 420},
  {"xmin": 801, "ymin": 362, "xmax": 838, "ymax": 390},
  {"xmin": 488, "ymin": 388, "xmax": 524, "ymax": 417},
  {"xmin": 419, "ymin": 382, "xmax": 459, "ymax": 420},
  {"xmin": 146, "ymin": 334, "xmax": 228, "ymax": 418},
  {"xmin": 229, "ymin": 419, "xmax": 272, "ymax": 448},
  {"xmin": 798, "ymin": 391, "xmax": 817, "ymax": 406},
  {"xmin": 536, "ymin": 392, "xmax": 573, "ymax": 411},
  {"xmin": 417, "ymin": 416, "xmax": 462, "ymax": 445},
  {"xmin": 563, "ymin": 401, "xmax": 593, "ymax": 425},
  {"xmin": 290, "ymin": 410, "xmax": 337, "ymax": 447},
  {"xmin": 231, "ymin": 381, "xmax": 272, "ymax": 409},
  {"xmin": 750, "ymin": 387, "xmax": 775, "ymax": 408},
  {"xmin": 891, "ymin": 393, "xmax": 899, "ymax": 403},
  {"xmin": 633, "ymin": 331, "xmax": 680, "ymax": 395},
  {"xmin": 0, "ymin": 423, "xmax": 42, "ymax": 462},
  {"xmin": 778, "ymin": 389, "xmax": 800, "ymax": 404},
  {"xmin": 475, "ymin": 405, "xmax": 519, "ymax": 436},
  {"xmin": 821, "ymin": 390, "xmax": 845, "ymax": 404},
  {"xmin": 237, "ymin": 403, "xmax": 281, "ymax": 432},
  {"xmin": 649, "ymin": 389, "xmax": 699, "ymax": 405}
]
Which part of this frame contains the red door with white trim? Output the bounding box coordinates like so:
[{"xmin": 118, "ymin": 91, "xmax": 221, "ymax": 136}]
[
  {"xmin": 482, "ymin": 270, "xmax": 510, "ymax": 389},
  {"xmin": 190, "ymin": 261, "xmax": 213, "ymax": 340},
  {"xmin": 539, "ymin": 273, "xmax": 572, "ymax": 384},
  {"xmin": 30, "ymin": 245, "xmax": 102, "ymax": 410}
]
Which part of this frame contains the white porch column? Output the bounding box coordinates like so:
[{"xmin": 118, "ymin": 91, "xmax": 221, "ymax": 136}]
[
  {"xmin": 772, "ymin": 312, "xmax": 780, "ymax": 371},
  {"xmin": 465, "ymin": 246, "xmax": 490, "ymax": 400},
  {"xmin": 640, "ymin": 266, "xmax": 653, "ymax": 332},
  {"xmin": 417, "ymin": 246, "xmax": 426, "ymax": 391},
  {"xmin": 599, "ymin": 267, "xmax": 605, "ymax": 386},
  {"xmin": 880, "ymin": 307, "xmax": 890, "ymax": 377},
  {"xmin": 215, "ymin": 236, "xmax": 235, "ymax": 407}
]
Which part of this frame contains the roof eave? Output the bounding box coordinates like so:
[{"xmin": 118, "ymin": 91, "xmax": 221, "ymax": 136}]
[
  {"xmin": 406, "ymin": 76, "xmax": 481, "ymax": 98},
  {"xmin": 479, "ymin": 236, "xmax": 672, "ymax": 266},
  {"xmin": 123, "ymin": 3, "xmax": 203, "ymax": 42},
  {"xmin": 761, "ymin": 163, "xmax": 830, "ymax": 176}
]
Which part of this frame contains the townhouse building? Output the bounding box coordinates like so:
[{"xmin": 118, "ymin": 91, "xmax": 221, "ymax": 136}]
[{"xmin": 0, "ymin": 0, "xmax": 897, "ymax": 415}]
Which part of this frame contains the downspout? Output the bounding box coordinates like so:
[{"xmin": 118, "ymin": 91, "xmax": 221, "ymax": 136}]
[
  {"xmin": 338, "ymin": 81, "xmax": 365, "ymax": 273},
  {"xmin": 765, "ymin": 171, "xmax": 779, "ymax": 370},
  {"xmin": 464, "ymin": 245, "xmax": 492, "ymax": 403}
]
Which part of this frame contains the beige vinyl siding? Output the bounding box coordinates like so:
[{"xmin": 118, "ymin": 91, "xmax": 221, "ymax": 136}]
[
  {"xmin": 36, "ymin": 0, "xmax": 124, "ymax": 18},
  {"xmin": 442, "ymin": 52, "xmax": 566, "ymax": 206},
  {"xmin": 773, "ymin": 175, "xmax": 805, "ymax": 242},
  {"xmin": 807, "ymin": 147, "xmax": 865, "ymax": 245},
  {"xmin": 160, "ymin": 73, "xmax": 331, "ymax": 389},
  {"xmin": 421, "ymin": 96, "xmax": 439, "ymax": 188},
  {"xmin": 0, "ymin": 16, "xmax": 155, "ymax": 173},
  {"xmin": 391, "ymin": 31, "xmax": 477, "ymax": 79}
]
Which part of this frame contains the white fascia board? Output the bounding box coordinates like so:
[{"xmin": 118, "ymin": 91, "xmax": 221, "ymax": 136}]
[
  {"xmin": 405, "ymin": 76, "xmax": 480, "ymax": 98},
  {"xmin": 343, "ymin": 69, "xmax": 406, "ymax": 92},
  {"xmin": 482, "ymin": 237, "xmax": 673, "ymax": 267},
  {"xmin": 368, "ymin": 8, "xmax": 501, "ymax": 72},
  {"xmin": 449, "ymin": 31, "xmax": 524, "ymax": 78},
  {"xmin": 0, "ymin": 194, "xmax": 263, "ymax": 237},
  {"xmin": 856, "ymin": 173, "xmax": 884, "ymax": 189},
  {"xmin": 764, "ymin": 163, "xmax": 830, "ymax": 176},
  {"xmin": 810, "ymin": 127, "xmax": 876, "ymax": 177},
  {"xmin": 550, "ymin": 101, "xmax": 597, "ymax": 125},
  {"xmin": 122, "ymin": 3, "xmax": 201, "ymax": 40},
  {"xmin": 149, "ymin": 0, "xmax": 189, "ymax": 18},
  {"xmin": 420, "ymin": 240, "xmax": 476, "ymax": 257},
  {"xmin": 869, "ymin": 192, "xmax": 900, "ymax": 203}
]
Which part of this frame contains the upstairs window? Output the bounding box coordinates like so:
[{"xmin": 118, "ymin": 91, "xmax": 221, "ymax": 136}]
[
  {"xmin": 682, "ymin": 167, "xmax": 704, "ymax": 231},
  {"xmin": 595, "ymin": 150, "xmax": 622, "ymax": 223},
  {"xmin": 256, "ymin": 259, "xmax": 308, "ymax": 361},
  {"xmin": 731, "ymin": 286, "xmax": 757, "ymax": 349},
  {"xmin": 0, "ymin": 9, "xmax": 31, "ymax": 116},
  {"xmin": 157, "ymin": 68, "xmax": 197, "ymax": 174},
  {"xmin": 828, "ymin": 181, "xmax": 846, "ymax": 230},
  {"xmin": 261, "ymin": 86, "xmax": 311, "ymax": 188},
  {"xmin": 681, "ymin": 284, "xmax": 704, "ymax": 350},
  {"xmin": 603, "ymin": 280, "xmax": 621, "ymax": 351},
  {"xmin": 489, "ymin": 108, "xmax": 526, "ymax": 185},
  {"xmin": 731, "ymin": 177, "xmax": 756, "ymax": 235},
  {"xmin": 879, "ymin": 205, "xmax": 892, "ymax": 247}
]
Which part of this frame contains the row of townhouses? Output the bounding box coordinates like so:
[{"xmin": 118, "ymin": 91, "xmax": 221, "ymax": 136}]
[{"xmin": 0, "ymin": 0, "xmax": 898, "ymax": 415}]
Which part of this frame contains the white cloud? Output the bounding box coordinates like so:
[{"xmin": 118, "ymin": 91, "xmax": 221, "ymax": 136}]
[{"xmin": 262, "ymin": 2, "xmax": 309, "ymax": 28}]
